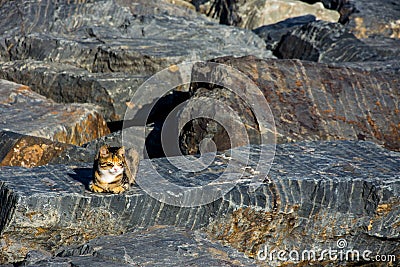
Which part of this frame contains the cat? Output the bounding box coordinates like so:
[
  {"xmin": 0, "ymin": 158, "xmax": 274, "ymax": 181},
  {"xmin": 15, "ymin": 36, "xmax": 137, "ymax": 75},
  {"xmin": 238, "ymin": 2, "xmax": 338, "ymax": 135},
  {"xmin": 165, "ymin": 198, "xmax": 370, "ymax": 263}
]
[{"xmin": 89, "ymin": 145, "xmax": 139, "ymax": 194}]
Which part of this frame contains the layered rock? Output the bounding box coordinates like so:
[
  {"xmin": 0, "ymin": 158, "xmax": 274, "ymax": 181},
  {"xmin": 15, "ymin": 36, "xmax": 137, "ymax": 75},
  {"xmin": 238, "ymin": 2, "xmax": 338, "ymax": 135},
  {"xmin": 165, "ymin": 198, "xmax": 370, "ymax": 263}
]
[
  {"xmin": 0, "ymin": 60, "xmax": 146, "ymax": 121},
  {"xmin": 20, "ymin": 226, "xmax": 257, "ymax": 266},
  {"xmin": 180, "ymin": 57, "xmax": 400, "ymax": 154},
  {"xmin": 344, "ymin": 0, "xmax": 400, "ymax": 39},
  {"xmin": 0, "ymin": 141, "xmax": 398, "ymax": 264},
  {"xmin": 303, "ymin": 0, "xmax": 400, "ymax": 38},
  {"xmin": 253, "ymin": 14, "xmax": 317, "ymax": 51},
  {"xmin": 0, "ymin": 80, "xmax": 109, "ymax": 145},
  {"xmin": 273, "ymin": 20, "xmax": 384, "ymax": 62},
  {"xmin": 189, "ymin": 0, "xmax": 339, "ymax": 28},
  {"xmin": 0, "ymin": 0, "xmax": 272, "ymax": 121}
]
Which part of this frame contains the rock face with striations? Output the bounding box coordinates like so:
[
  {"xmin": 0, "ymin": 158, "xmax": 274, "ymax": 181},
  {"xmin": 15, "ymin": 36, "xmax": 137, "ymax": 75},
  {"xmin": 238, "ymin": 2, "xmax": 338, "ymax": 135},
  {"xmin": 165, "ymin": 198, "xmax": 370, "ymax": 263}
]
[
  {"xmin": 0, "ymin": 0, "xmax": 272, "ymax": 121},
  {"xmin": 179, "ymin": 56, "xmax": 400, "ymax": 154},
  {"xmin": 187, "ymin": 0, "xmax": 339, "ymax": 29},
  {"xmin": 20, "ymin": 226, "xmax": 257, "ymax": 266},
  {"xmin": 0, "ymin": 79, "xmax": 109, "ymax": 145},
  {"xmin": 0, "ymin": 141, "xmax": 398, "ymax": 264},
  {"xmin": 273, "ymin": 20, "xmax": 388, "ymax": 63}
]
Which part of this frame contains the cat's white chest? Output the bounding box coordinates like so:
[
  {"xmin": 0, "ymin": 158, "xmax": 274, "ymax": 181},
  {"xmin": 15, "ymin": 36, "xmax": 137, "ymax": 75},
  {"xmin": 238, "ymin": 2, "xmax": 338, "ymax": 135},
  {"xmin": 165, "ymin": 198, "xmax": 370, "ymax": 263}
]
[{"xmin": 98, "ymin": 169, "xmax": 123, "ymax": 183}]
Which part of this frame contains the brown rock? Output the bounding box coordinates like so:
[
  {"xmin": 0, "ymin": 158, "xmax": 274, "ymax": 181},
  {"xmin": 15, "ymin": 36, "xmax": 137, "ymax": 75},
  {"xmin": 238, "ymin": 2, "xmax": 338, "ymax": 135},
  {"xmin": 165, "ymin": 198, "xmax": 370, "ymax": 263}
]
[
  {"xmin": 180, "ymin": 56, "xmax": 400, "ymax": 153},
  {"xmin": 0, "ymin": 79, "xmax": 110, "ymax": 145},
  {"xmin": 0, "ymin": 131, "xmax": 71, "ymax": 168}
]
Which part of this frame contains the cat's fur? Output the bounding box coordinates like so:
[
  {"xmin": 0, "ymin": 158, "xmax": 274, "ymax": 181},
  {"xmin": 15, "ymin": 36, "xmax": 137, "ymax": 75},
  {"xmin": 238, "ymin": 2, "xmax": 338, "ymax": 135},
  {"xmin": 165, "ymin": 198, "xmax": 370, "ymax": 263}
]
[{"xmin": 89, "ymin": 145, "xmax": 139, "ymax": 194}]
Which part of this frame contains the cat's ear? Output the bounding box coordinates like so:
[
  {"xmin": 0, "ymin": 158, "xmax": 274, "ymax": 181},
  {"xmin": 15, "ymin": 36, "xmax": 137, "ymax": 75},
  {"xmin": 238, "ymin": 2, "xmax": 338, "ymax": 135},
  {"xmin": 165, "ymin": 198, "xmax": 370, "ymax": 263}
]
[
  {"xmin": 117, "ymin": 146, "xmax": 125, "ymax": 157},
  {"xmin": 99, "ymin": 145, "xmax": 110, "ymax": 157}
]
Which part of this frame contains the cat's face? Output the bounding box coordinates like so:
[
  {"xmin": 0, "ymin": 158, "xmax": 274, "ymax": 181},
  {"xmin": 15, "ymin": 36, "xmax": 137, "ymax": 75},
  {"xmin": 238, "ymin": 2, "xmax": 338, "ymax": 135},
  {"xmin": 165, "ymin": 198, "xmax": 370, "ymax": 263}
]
[{"xmin": 97, "ymin": 146, "xmax": 124, "ymax": 176}]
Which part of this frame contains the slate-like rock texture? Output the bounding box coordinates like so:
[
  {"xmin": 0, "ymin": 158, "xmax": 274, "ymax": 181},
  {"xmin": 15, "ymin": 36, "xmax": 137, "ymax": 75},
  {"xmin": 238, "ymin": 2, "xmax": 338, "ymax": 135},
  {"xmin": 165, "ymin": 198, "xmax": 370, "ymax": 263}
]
[
  {"xmin": 306, "ymin": 0, "xmax": 400, "ymax": 38},
  {"xmin": 180, "ymin": 57, "xmax": 400, "ymax": 154},
  {"xmin": 0, "ymin": 0, "xmax": 272, "ymax": 121},
  {"xmin": 0, "ymin": 141, "xmax": 399, "ymax": 264},
  {"xmin": 344, "ymin": 0, "xmax": 400, "ymax": 39},
  {"xmin": 253, "ymin": 14, "xmax": 317, "ymax": 51},
  {"xmin": 0, "ymin": 80, "xmax": 109, "ymax": 145},
  {"xmin": 273, "ymin": 20, "xmax": 386, "ymax": 62},
  {"xmin": 0, "ymin": 131, "xmax": 97, "ymax": 168},
  {"xmin": 187, "ymin": 0, "xmax": 339, "ymax": 29},
  {"xmin": 20, "ymin": 226, "xmax": 257, "ymax": 266},
  {"xmin": 206, "ymin": 141, "xmax": 400, "ymax": 265}
]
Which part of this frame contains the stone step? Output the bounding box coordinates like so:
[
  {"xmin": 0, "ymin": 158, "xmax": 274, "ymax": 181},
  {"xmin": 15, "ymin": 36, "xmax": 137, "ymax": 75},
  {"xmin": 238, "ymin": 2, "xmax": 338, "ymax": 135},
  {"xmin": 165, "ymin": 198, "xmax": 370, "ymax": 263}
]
[
  {"xmin": 0, "ymin": 141, "xmax": 399, "ymax": 264},
  {"xmin": 0, "ymin": 79, "xmax": 109, "ymax": 146}
]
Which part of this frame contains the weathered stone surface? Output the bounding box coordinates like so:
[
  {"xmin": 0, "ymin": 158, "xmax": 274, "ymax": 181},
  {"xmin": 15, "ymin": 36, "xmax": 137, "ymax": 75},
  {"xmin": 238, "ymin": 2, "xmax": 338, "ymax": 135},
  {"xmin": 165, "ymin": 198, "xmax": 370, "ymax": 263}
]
[
  {"xmin": 0, "ymin": 131, "xmax": 97, "ymax": 168},
  {"xmin": 189, "ymin": 0, "xmax": 339, "ymax": 29},
  {"xmin": 20, "ymin": 226, "xmax": 256, "ymax": 266},
  {"xmin": 344, "ymin": 0, "xmax": 400, "ymax": 39},
  {"xmin": 0, "ymin": 131, "xmax": 72, "ymax": 168},
  {"xmin": 285, "ymin": 0, "xmax": 400, "ymax": 39},
  {"xmin": 206, "ymin": 141, "xmax": 400, "ymax": 265},
  {"xmin": 253, "ymin": 14, "xmax": 317, "ymax": 51},
  {"xmin": 0, "ymin": 80, "xmax": 109, "ymax": 145},
  {"xmin": 0, "ymin": 0, "xmax": 272, "ymax": 121},
  {"xmin": 273, "ymin": 20, "xmax": 387, "ymax": 62},
  {"xmin": 0, "ymin": 60, "xmax": 146, "ymax": 121},
  {"xmin": 0, "ymin": 141, "xmax": 399, "ymax": 264},
  {"xmin": 181, "ymin": 57, "xmax": 400, "ymax": 153}
]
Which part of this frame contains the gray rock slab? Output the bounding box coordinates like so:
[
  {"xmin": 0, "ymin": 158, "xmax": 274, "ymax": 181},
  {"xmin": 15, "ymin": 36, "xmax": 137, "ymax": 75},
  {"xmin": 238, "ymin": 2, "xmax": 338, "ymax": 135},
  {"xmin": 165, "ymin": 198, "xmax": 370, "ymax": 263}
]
[
  {"xmin": 0, "ymin": 79, "xmax": 109, "ymax": 145},
  {"xmin": 0, "ymin": 141, "xmax": 399, "ymax": 264},
  {"xmin": 0, "ymin": 0, "xmax": 272, "ymax": 121},
  {"xmin": 21, "ymin": 226, "xmax": 256, "ymax": 266},
  {"xmin": 274, "ymin": 20, "xmax": 385, "ymax": 62},
  {"xmin": 0, "ymin": 60, "xmax": 146, "ymax": 121}
]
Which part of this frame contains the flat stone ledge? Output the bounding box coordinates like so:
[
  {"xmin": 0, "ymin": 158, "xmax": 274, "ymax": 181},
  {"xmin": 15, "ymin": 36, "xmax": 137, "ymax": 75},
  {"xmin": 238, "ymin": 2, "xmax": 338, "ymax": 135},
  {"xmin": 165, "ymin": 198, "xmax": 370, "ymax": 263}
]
[
  {"xmin": 19, "ymin": 226, "xmax": 257, "ymax": 266},
  {"xmin": 0, "ymin": 141, "xmax": 399, "ymax": 263},
  {"xmin": 0, "ymin": 79, "xmax": 109, "ymax": 145}
]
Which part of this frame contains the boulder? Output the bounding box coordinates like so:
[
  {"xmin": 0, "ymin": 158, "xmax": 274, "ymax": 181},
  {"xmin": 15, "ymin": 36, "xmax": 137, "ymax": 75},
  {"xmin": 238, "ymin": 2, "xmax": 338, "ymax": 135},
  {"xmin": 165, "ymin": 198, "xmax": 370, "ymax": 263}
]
[
  {"xmin": 180, "ymin": 57, "xmax": 400, "ymax": 154},
  {"xmin": 0, "ymin": 60, "xmax": 146, "ymax": 121},
  {"xmin": 188, "ymin": 0, "xmax": 339, "ymax": 29},
  {"xmin": 344, "ymin": 0, "xmax": 400, "ymax": 39},
  {"xmin": 253, "ymin": 14, "xmax": 317, "ymax": 51},
  {"xmin": 273, "ymin": 20, "xmax": 384, "ymax": 62},
  {"xmin": 20, "ymin": 226, "xmax": 257, "ymax": 266},
  {"xmin": 306, "ymin": 0, "xmax": 400, "ymax": 38},
  {"xmin": 0, "ymin": 0, "xmax": 272, "ymax": 121},
  {"xmin": 0, "ymin": 79, "xmax": 109, "ymax": 145},
  {"xmin": 0, "ymin": 141, "xmax": 398, "ymax": 264}
]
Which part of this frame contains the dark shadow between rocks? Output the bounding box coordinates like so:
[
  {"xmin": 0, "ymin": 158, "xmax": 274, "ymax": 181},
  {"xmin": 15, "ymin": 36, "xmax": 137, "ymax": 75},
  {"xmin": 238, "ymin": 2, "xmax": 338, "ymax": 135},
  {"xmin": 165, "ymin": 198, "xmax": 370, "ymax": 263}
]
[
  {"xmin": 119, "ymin": 91, "xmax": 191, "ymax": 159},
  {"xmin": 68, "ymin": 167, "xmax": 93, "ymax": 189}
]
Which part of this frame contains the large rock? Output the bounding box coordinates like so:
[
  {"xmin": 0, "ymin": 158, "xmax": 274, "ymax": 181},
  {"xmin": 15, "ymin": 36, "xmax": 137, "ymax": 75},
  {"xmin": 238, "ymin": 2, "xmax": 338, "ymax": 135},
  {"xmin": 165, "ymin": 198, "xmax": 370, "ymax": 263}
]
[
  {"xmin": 0, "ymin": 0, "xmax": 272, "ymax": 121},
  {"xmin": 0, "ymin": 60, "xmax": 146, "ymax": 121},
  {"xmin": 180, "ymin": 57, "xmax": 400, "ymax": 154},
  {"xmin": 252, "ymin": 14, "xmax": 317, "ymax": 51},
  {"xmin": 20, "ymin": 226, "xmax": 257, "ymax": 266},
  {"xmin": 344, "ymin": 0, "xmax": 400, "ymax": 39},
  {"xmin": 273, "ymin": 20, "xmax": 385, "ymax": 62},
  {"xmin": 0, "ymin": 80, "xmax": 109, "ymax": 145},
  {"xmin": 0, "ymin": 141, "xmax": 399, "ymax": 264},
  {"xmin": 189, "ymin": 0, "xmax": 339, "ymax": 29},
  {"xmin": 307, "ymin": 0, "xmax": 400, "ymax": 38}
]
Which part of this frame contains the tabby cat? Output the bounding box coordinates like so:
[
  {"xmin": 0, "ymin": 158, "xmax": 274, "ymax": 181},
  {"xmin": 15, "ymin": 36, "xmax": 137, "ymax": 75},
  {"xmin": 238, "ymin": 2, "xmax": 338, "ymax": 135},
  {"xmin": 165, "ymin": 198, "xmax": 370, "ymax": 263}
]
[{"xmin": 89, "ymin": 145, "xmax": 139, "ymax": 194}]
